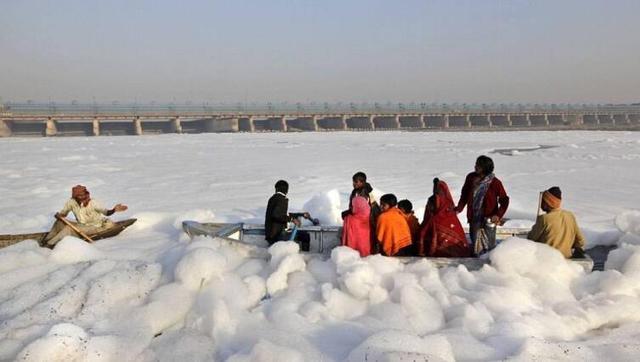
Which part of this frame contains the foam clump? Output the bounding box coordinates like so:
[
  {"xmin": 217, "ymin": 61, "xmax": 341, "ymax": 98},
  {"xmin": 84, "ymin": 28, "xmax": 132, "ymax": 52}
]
[
  {"xmin": 17, "ymin": 323, "xmax": 89, "ymax": 361},
  {"xmin": 174, "ymin": 247, "xmax": 227, "ymax": 290},
  {"xmin": 49, "ymin": 237, "xmax": 105, "ymax": 264},
  {"xmin": 346, "ymin": 331, "xmax": 454, "ymax": 362},
  {"xmin": 227, "ymin": 339, "xmax": 305, "ymax": 362},
  {"xmin": 266, "ymin": 241, "xmax": 306, "ymax": 295},
  {"xmin": 302, "ymin": 189, "xmax": 343, "ymax": 225},
  {"xmin": 615, "ymin": 210, "xmax": 640, "ymax": 246}
]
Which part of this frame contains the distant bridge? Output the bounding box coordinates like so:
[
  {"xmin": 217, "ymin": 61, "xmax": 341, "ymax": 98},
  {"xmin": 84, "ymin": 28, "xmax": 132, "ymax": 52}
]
[{"xmin": 1, "ymin": 103, "xmax": 639, "ymax": 137}]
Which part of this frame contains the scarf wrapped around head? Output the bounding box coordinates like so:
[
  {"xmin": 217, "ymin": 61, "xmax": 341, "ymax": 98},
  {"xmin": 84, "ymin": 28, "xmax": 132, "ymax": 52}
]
[
  {"xmin": 542, "ymin": 189, "xmax": 562, "ymax": 210},
  {"xmin": 71, "ymin": 185, "xmax": 91, "ymax": 206}
]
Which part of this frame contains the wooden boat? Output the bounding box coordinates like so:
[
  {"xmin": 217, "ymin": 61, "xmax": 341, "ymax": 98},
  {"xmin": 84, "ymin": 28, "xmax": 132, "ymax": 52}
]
[
  {"xmin": 0, "ymin": 218, "xmax": 137, "ymax": 249},
  {"xmin": 182, "ymin": 221, "xmax": 595, "ymax": 272}
]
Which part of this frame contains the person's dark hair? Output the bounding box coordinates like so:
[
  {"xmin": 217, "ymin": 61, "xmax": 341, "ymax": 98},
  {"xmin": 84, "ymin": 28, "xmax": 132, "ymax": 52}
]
[
  {"xmin": 380, "ymin": 193, "xmax": 397, "ymax": 207},
  {"xmin": 364, "ymin": 182, "xmax": 373, "ymax": 194},
  {"xmin": 432, "ymin": 178, "xmax": 440, "ymax": 195},
  {"xmin": 275, "ymin": 180, "xmax": 289, "ymax": 194},
  {"xmin": 397, "ymin": 199, "xmax": 413, "ymax": 213},
  {"xmin": 476, "ymin": 155, "xmax": 494, "ymax": 175},
  {"xmin": 352, "ymin": 172, "xmax": 367, "ymax": 183},
  {"xmin": 547, "ymin": 186, "xmax": 562, "ymax": 199}
]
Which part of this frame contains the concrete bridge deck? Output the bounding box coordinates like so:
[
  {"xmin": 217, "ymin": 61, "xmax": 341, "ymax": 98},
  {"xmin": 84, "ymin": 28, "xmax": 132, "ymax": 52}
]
[{"xmin": 1, "ymin": 111, "xmax": 639, "ymax": 137}]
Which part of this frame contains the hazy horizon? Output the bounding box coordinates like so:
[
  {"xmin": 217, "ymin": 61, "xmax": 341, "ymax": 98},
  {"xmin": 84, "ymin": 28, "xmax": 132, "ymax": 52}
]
[{"xmin": 2, "ymin": 0, "xmax": 639, "ymax": 104}]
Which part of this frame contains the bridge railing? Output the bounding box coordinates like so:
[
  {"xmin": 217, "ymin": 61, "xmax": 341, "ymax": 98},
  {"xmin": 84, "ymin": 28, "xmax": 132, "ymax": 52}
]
[{"xmin": 3, "ymin": 102, "xmax": 640, "ymax": 116}]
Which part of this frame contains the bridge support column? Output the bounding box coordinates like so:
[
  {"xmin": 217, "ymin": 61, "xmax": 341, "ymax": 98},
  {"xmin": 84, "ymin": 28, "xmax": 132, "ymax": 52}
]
[
  {"xmin": 465, "ymin": 115, "xmax": 471, "ymax": 128},
  {"xmin": 625, "ymin": 114, "xmax": 631, "ymax": 124},
  {"xmin": 526, "ymin": 114, "xmax": 532, "ymax": 126},
  {"xmin": 341, "ymin": 115, "xmax": 348, "ymax": 130},
  {"xmin": 0, "ymin": 119, "xmax": 12, "ymax": 137},
  {"xmin": 45, "ymin": 118, "xmax": 57, "ymax": 136},
  {"xmin": 506, "ymin": 114, "xmax": 513, "ymax": 126},
  {"xmin": 369, "ymin": 115, "xmax": 375, "ymax": 129},
  {"xmin": 419, "ymin": 115, "xmax": 426, "ymax": 128},
  {"xmin": 133, "ymin": 117, "xmax": 143, "ymax": 135},
  {"xmin": 170, "ymin": 117, "xmax": 182, "ymax": 133},
  {"xmin": 92, "ymin": 118, "xmax": 100, "ymax": 136},
  {"xmin": 488, "ymin": 116, "xmax": 494, "ymax": 128},
  {"xmin": 443, "ymin": 115, "xmax": 450, "ymax": 128},
  {"xmin": 280, "ymin": 116, "xmax": 288, "ymax": 132},
  {"xmin": 544, "ymin": 114, "xmax": 550, "ymax": 126},
  {"xmin": 311, "ymin": 115, "xmax": 319, "ymax": 131},
  {"xmin": 394, "ymin": 115, "xmax": 401, "ymax": 129}
]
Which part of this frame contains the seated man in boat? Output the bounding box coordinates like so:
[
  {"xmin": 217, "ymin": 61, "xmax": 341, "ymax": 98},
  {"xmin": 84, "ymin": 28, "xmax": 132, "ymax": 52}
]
[
  {"xmin": 42, "ymin": 185, "xmax": 128, "ymax": 247},
  {"xmin": 376, "ymin": 194, "xmax": 413, "ymax": 256},
  {"xmin": 419, "ymin": 178, "xmax": 471, "ymax": 257},
  {"xmin": 397, "ymin": 199, "xmax": 421, "ymax": 249},
  {"xmin": 265, "ymin": 180, "xmax": 310, "ymax": 251},
  {"xmin": 527, "ymin": 186, "xmax": 586, "ymax": 258}
]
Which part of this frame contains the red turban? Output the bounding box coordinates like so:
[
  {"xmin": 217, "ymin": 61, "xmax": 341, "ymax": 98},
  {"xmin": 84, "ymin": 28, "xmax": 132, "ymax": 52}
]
[{"xmin": 542, "ymin": 190, "xmax": 561, "ymax": 210}]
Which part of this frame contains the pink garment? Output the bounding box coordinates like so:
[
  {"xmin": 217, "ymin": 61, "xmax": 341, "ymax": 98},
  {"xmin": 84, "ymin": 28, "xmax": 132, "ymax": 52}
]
[{"xmin": 342, "ymin": 195, "xmax": 371, "ymax": 257}]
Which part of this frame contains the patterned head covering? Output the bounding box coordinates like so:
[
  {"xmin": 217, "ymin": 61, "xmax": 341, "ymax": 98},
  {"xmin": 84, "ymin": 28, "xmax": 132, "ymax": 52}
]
[{"xmin": 71, "ymin": 185, "xmax": 90, "ymax": 206}]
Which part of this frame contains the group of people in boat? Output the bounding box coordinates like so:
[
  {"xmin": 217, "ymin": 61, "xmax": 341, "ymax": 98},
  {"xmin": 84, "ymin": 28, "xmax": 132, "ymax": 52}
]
[
  {"xmin": 265, "ymin": 155, "xmax": 586, "ymax": 259},
  {"xmin": 41, "ymin": 155, "xmax": 585, "ymax": 260}
]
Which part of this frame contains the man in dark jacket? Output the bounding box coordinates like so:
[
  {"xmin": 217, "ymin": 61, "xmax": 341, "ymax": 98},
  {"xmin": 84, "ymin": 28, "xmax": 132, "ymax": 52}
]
[{"xmin": 265, "ymin": 180, "xmax": 310, "ymax": 251}]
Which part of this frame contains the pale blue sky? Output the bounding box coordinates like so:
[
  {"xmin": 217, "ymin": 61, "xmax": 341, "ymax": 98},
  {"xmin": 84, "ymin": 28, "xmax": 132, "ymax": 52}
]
[{"xmin": 1, "ymin": 0, "xmax": 639, "ymax": 103}]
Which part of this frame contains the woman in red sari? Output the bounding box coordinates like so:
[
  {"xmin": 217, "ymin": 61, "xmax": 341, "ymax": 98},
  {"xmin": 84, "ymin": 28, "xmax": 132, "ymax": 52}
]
[{"xmin": 419, "ymin": 178, "xmax": 471, "ymax": 257}]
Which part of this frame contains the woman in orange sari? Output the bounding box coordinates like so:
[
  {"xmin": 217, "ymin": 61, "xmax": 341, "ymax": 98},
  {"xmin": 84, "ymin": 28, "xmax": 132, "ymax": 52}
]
[{"xmin": 419, "ymin": 178, "xmax": 471, "ymax": 257}]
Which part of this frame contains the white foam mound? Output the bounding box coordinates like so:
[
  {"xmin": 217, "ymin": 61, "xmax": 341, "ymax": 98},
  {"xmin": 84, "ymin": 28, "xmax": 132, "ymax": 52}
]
[
  {"xmin": 266, "ymin": 241, "xmax": 306, "ymax": 295},
  {"xmin": 174, "ymin": 247, "xmax": 227, "ymax": 290},
  {"xmin": 615, "ymin": 210, "xmax": 640, "ymax": 246},
  {"xmin": 17, "ymin": 323, "xmax": 89, "ymax": 361},
  {"xmin": 302, "ymin": 189, "xmax": 343, "ymax": 225},
  {"xmin": 346, "ymin": 331, "xmax": 454, "ymax": 362}
]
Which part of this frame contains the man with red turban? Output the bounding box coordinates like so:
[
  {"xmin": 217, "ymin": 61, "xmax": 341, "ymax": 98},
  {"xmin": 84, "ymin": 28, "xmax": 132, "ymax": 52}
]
[
  {"xmin": 41, "ymin": 185, "xmax": 128, "ymax": 247},
  {"xmin": 527, "ymin": 186, "xmax": 586, "ymax": 258}
]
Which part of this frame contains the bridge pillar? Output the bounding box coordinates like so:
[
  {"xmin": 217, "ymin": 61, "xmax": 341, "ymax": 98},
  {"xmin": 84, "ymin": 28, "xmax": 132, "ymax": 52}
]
[
  {"xmin": 465, "ymin": 115, "xmax": 471, "ymax": 128},
  {"xmin": 369, "ymin": 115, "xmax": 375, "ymax": 129},
  {"xmin": 506, "ymin": 114, "xmax": 513, "ymax": 126},
  {"xmin": 544, "ymin": 114, "xmax": 550, "ymax": 126},
  {"xmin": 419, "ymin": 115, "xmax": 426, "ymax": 128},
  {"xmin": 443, "ymin": 115, "xmax": 449, "ymax": 128},
  {"xmin": 45, "ymin": 117, "xmax": 57, "ymax": 136},
  {"xmin": 340, "ymin": 115, "xmax": 348, "ymax": 130},
  {"xmin": 92, "ymin": 117, "xmax": 100, "ymax": 136},
  {"xmin": 133, "ymin": 117, "xmax": 143, "ymax": 135},
  {"xmin": 625, "ymin": 114, "xmax": 631, "ymax": 124},
  {"xmin": 170, "ymin": 117, "xmax": 182, "ymax": 133},
  {"xmin": 311, "ymin": 115, "xmax": 319, "ymax": 131},
  {"xmin": 526, "ymin": 114, "xmax": 531, "ymax": 126},
  {"xmin": 279, "ymin": 116, "xmax": 288, "ymax": 132},
  {"xmin": 488, "ymin": 115, "xmax": 494, "ymax": 128},
  {"xmin": 0, "ymin": 119, "xmax": 12, "ymax": 137},
  {"xmin": 394, "ymin": 115, "xmax": 401, "ymax": 128}
]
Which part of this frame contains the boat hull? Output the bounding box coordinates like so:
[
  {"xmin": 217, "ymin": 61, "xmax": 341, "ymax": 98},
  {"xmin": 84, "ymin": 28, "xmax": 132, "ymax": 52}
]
[
  {"xmin": 0, "ymin": 218, "xmax": 138, "ymax": 249},
  {"xmin": 182, "ymin": 221, "xmax": 594, "ymax": 272}
]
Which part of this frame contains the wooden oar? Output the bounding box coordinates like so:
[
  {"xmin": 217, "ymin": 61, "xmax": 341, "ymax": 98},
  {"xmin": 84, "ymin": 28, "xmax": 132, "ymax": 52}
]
[{"xmin": 56, "ymin": 214, "xmax": 94, "ymax": 243}]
